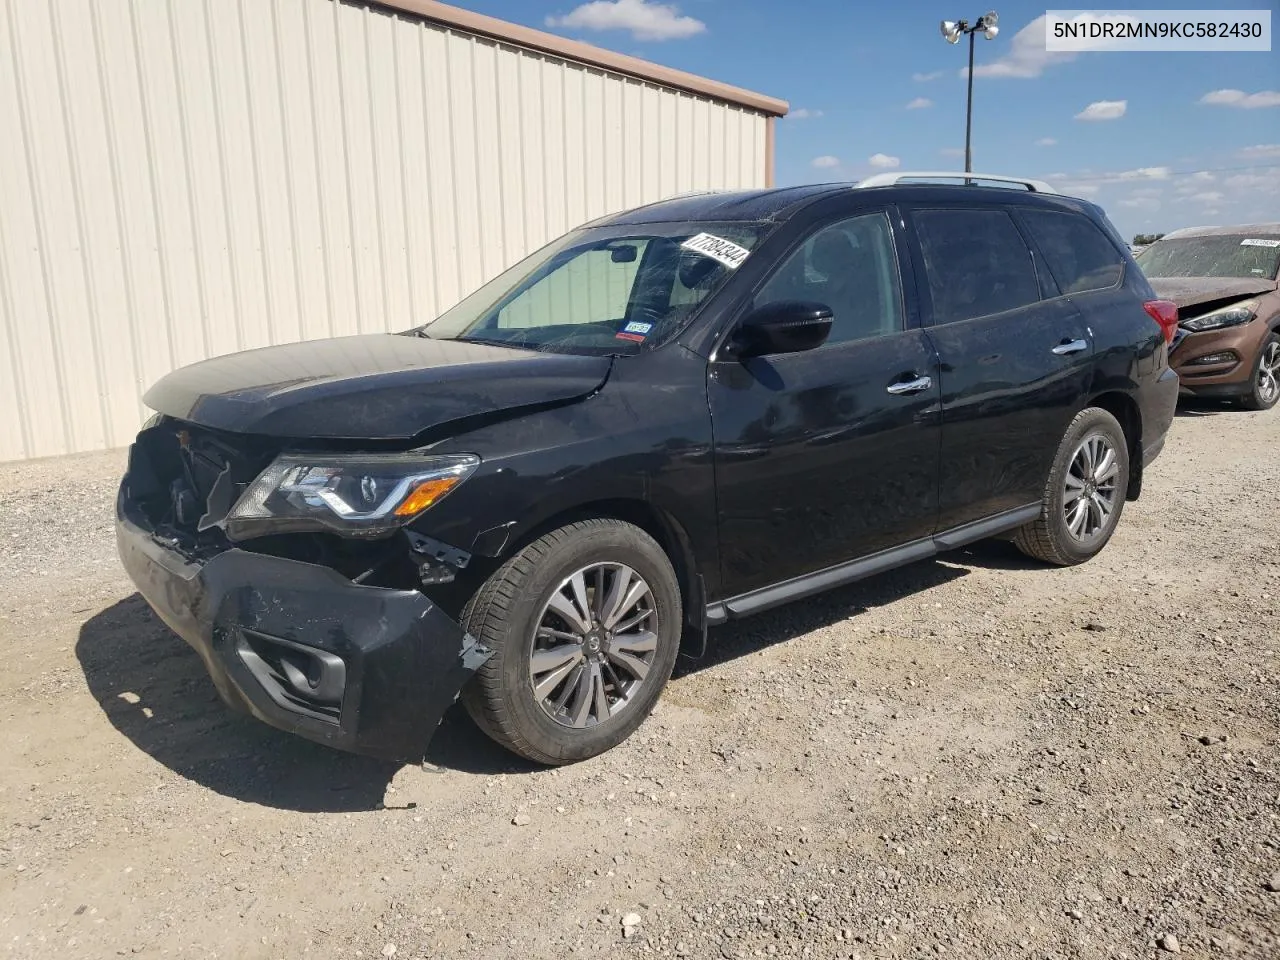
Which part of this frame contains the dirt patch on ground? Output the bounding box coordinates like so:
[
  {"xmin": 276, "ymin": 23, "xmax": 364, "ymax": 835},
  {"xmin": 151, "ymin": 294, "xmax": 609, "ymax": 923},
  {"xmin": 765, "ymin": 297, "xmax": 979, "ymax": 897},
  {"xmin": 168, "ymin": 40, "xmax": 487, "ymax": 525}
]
[{"xmin": 1, "ymin": 401, "xmax": 1277, "ymax": 959}]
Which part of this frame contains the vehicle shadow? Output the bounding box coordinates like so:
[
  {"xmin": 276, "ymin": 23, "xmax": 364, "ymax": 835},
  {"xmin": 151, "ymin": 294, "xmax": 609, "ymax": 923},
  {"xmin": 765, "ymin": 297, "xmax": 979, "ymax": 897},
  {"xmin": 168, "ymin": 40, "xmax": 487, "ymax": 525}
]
[
  {"xmin": 77, "ymin": 545, "xmax": 1034, "ymax": 808},
  {"xmin": 1175, "ymin": 397, "xmax": 1237, "ymax": 417},
  {"xmin": 677, "ymin": 553, "xmax": 981, "ymax": 677},
  {"xmin": 75, "ymin": 595, "xmax": 529, "ymax": 813}
]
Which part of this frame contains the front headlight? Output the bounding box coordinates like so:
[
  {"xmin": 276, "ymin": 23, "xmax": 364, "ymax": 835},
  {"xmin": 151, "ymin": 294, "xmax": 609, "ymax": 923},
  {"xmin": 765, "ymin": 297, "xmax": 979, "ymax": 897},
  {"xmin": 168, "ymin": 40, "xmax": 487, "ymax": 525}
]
[
  {"xmin": 226, "ymin": 453, "xmax": 479, "ymax": 539},
  {"xmin": 1180, "ymin": 300, "xmax": 1257, "ymax": 333}
]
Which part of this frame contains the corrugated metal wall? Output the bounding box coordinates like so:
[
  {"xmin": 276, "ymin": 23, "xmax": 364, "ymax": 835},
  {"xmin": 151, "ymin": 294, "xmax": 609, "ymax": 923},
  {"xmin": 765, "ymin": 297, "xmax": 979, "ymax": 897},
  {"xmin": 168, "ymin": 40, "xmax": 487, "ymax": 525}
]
[{"xmin": 0, "ymin": 0, "xmax": 771, "ymax": 462}]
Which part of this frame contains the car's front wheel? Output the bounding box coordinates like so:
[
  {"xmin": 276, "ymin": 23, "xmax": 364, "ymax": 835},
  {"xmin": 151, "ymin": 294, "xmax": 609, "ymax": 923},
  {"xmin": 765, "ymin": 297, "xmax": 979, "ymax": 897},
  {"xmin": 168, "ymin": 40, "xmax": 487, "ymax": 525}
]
[
  {"xmin": 1241, "ymin": 333, "xmax": 1280, "ymax": 411},
  {"xmin": 460, "ymin": 519, "xmax": 681, "ymax": 765},
  {"xmin": 1014, "ymin": 407, "xmax": 1130, "ymax": 566}
]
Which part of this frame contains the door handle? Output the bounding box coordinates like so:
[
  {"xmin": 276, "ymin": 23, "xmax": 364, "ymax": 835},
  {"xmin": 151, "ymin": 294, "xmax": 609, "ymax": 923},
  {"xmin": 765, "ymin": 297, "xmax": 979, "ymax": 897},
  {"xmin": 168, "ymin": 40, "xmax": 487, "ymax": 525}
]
[
  {"xmin": 1052, "ymin": 338, "xmax": 1089, "ymax": 356},
  {"xmin": 886, "ymin": 375, "xmax": 933, "ymax": 396}
]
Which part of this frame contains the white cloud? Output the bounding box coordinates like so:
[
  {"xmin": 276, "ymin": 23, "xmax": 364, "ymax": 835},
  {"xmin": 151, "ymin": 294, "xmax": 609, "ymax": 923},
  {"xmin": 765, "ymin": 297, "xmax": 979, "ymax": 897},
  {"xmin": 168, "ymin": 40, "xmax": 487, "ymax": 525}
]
[
  {"xmin": 1174, "ymin": 176, "xmax": 1213, "ymax": 195},
  {"xmin": 868, "ymin": 153, "xmax": 901, "ymax": 169},
  {"xmin": 811, "ymin": 155, "xmax": 841, "ymax": 169},
  {"xmin": 971, "ymin": 6, "xmax": 1142, "ymax": 116},
  {"xmin": 1117, "ymin": 166, "xmax": 1171, "ymax": 180},
  {"xmin": 1075, "ymin": 100, "xmax": 1127, "ymax": 121},
  {"xmin": 1189, "ymin": 170, "xmax": 1215, "ymax": 181},
  {"xmin": 1223, "ymin": 172, "xmax": 1280, "ymax": 194},
  {"xmin": 969, "ymin": 15, "xmax": 1076, "ymax": 78},
  {"xmin": 1054, "ymin": 175, "xmax": 1101, "ymax": 197},
  {"xmin": 1119, "ymin": 196, "xmax": 1161, "ymax": 210},
  {"xmin": 1187, "ymin": 191, "xmax": 1225, "ymax": 203},
  {"xmin": 1054, "ymin": 166, "xmax": 1169, "ymax": 186},
  {"xmin": 940, "ymin": 147, "xmax": 965, "ymax": 158},
  {"xmin": 546, "ymin": 0, "xmax": 705, "ymax": 41},
  {"xmin": 1199, "ymin": 89, "xmax": 1280, "ymax": 109},
  {"xmin": 788, "ymin": 108, "xmax": 824, "ymax": 120},
  {"xmin": 1035, "ymin": 137, "xmax": 1058, "ymax": 147},
  {"xmin": 1238, "ymin": 144, "xmax": 1280, "ymax": 159},
  {"xmin": 1054, "ymin": 166, "xmax": 1177, "ymax": 198},
  {"xmin": 906, "ymin": 97, "xmax": 933, "ymax": 110},
  {"xmin": 913, "ymin": 70, "xmax": 944, "ymax": 82}
]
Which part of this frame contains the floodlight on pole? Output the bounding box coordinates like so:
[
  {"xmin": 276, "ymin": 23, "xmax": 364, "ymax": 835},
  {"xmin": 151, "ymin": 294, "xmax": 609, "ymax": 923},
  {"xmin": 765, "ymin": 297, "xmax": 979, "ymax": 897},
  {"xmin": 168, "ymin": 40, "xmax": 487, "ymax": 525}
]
[{"xmin": 937, "ymin": 11, "xmax": 999, "ymax": 174}]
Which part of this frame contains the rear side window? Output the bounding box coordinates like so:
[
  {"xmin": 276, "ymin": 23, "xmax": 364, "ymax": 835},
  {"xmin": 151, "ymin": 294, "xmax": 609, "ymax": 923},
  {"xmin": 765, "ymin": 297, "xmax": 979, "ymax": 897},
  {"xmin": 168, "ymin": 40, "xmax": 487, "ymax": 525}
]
[
  {"xmin": 912, "ymin": 209, "xmax": 1040, "ymax": 325},
  {"xmin": 1021, "ymin": 210, "xmax": 1125, "ymax": 293}
]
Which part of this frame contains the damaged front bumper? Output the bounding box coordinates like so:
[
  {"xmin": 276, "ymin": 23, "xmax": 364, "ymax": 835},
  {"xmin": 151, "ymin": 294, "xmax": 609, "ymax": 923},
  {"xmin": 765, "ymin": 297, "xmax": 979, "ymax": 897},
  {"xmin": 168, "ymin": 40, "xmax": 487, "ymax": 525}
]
[{"xmin": 115, "ymin": 483, "xmax": 491, "ymax": 761}]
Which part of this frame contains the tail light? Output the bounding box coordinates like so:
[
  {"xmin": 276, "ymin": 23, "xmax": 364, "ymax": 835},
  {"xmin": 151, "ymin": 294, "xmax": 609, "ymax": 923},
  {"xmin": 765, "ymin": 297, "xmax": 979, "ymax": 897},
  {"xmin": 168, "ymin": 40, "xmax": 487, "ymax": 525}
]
[{"xmin": 1143, "ymin": 299, "xmax": 1179, "ymax": 344}]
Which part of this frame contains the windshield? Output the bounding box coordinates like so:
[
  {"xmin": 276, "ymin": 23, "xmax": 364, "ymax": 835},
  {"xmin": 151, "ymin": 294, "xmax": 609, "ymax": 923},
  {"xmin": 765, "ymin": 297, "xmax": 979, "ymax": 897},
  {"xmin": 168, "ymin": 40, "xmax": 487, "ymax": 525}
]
[
  {"xmin": 1136, "ymin": 235, "xmax": 1280, "ymax": 280},
  {"xmin": 414, "ymin": 222, "xmax": 767, "ymax": 356}
]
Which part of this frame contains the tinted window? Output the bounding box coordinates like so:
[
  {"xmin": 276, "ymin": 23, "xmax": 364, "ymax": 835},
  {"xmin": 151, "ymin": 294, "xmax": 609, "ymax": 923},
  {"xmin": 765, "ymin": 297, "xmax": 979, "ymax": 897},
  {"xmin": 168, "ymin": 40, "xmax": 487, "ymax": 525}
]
[
  {"xmin": 913, "ymin": 209, "xmax": 1040, "ymax": 325},
  {"xmin": 756, "ymin": 213, "xmax": 903, "ymax": 345},
  {"xmin": 1022, "ymin": 210, "xmax": 1124, "ymax": 293}
]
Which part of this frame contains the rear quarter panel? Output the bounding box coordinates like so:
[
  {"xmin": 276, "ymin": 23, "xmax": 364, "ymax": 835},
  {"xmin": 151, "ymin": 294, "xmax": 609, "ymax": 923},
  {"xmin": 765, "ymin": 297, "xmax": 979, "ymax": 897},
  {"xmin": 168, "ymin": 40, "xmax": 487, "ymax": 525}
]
[{"xmin": 1080, "ymin": 255, "xmax": 1176, "ymax": 455}]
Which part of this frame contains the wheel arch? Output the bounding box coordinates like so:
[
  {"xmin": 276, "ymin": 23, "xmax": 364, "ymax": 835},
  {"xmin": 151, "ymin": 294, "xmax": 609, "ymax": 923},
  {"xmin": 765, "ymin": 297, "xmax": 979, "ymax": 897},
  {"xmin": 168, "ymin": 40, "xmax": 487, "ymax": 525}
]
[
  {"xmin": 1086, "ymin": 390, "xmax": 1143, "ymax": 501},
  {"xmin": 465, "ymin": 498, "xmax": 708, "ymax": 658}
]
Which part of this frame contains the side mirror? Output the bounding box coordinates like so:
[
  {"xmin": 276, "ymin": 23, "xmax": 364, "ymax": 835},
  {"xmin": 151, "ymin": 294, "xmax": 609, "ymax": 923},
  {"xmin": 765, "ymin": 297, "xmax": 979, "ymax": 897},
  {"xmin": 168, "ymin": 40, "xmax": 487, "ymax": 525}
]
[{"xmin": 731, "ymin": 300, "xmax": 834, "ymax": 358}]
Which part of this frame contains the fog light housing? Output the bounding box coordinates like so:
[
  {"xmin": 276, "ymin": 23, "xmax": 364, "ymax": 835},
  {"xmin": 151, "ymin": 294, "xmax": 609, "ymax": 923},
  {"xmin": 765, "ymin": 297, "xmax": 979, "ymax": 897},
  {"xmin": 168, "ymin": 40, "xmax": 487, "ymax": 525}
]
[
  {"xmin": 236, "ymin": 629, "xmax": 346, "ymax": 723},
  {"xmin": 1186, "ymin": 351, "xmax": 1238, "ymax": 366}
]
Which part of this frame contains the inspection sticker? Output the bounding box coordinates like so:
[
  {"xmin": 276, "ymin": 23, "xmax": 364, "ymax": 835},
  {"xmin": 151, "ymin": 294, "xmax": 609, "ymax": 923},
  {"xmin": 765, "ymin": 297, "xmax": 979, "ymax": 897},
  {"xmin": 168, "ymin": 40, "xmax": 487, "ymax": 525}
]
[
  {"xmin": 616, "ymin": 320, "xmax": 653, "ymax": 343},
  {"xmin": 681, "ymin": 232, "xmax": 751, "ymax": 269},
  {"xmin": 1241, "ymin": 238, "xmax": 1280, "ymax": 247}
]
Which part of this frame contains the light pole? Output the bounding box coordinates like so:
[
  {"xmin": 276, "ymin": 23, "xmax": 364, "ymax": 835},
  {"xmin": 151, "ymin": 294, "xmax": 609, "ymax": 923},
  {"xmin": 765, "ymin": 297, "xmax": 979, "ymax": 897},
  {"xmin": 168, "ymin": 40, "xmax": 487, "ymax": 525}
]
[{"xmin": 940, "ymin": 12, "xmax": 999, "ymax": 174}]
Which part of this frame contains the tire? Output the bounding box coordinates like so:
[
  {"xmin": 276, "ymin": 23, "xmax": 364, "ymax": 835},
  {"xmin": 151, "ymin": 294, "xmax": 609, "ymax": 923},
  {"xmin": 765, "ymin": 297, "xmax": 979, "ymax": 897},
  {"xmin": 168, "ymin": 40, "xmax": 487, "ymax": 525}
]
[
  {"xmin": 1013, "ymin": 407, "xmax": 1130, "ymax": 566},
  {"xmin": 1240, "ymin": 333, "xmax": 1280, "ymax": 411},
  {"xmin": 460, "ymin": 519, "xmax": 682, "ymax": 765}
]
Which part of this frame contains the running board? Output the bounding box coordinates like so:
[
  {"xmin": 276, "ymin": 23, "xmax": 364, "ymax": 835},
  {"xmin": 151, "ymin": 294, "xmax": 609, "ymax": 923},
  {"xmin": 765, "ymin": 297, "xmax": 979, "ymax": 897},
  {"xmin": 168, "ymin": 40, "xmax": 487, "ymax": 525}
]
[{"xmin": 705, "ymin": 504, "xmax": 1040, "ymax": 624}]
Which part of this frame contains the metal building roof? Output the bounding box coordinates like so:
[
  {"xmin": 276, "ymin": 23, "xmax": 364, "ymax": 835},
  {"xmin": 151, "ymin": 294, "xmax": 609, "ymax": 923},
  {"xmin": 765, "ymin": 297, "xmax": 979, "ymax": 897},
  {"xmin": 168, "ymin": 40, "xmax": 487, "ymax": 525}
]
[{"xmin": 379, "ymin": 0, "xmax": 790, "ymax": 116}]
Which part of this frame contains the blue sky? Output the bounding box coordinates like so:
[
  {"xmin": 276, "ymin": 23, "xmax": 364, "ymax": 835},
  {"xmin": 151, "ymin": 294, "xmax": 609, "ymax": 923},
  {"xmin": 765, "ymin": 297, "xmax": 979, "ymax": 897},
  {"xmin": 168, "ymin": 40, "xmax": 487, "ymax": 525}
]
[{"xmin": 454, "ymin": 0, "xmax": 1279, "ymax": 239}]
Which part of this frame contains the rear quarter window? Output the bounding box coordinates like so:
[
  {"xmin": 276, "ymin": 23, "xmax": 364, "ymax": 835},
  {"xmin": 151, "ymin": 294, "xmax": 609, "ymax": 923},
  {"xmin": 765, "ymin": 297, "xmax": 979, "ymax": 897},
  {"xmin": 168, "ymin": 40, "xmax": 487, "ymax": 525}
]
[
  {"xmin": 1021, "ymin": 209, "xmax": 1125, "ymax": 294},
  {"xmin": 912, "ymin": 208, "xmax": 1041, "ymax": 325}
]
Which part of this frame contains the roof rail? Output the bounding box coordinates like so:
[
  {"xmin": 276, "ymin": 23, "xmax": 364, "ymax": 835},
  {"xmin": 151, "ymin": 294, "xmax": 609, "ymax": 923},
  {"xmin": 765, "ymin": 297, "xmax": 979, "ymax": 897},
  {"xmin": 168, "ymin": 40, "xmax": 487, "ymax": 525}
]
[{"xmin": 855, "ymin": 172, "xmax": 1058, "ymax": 194}]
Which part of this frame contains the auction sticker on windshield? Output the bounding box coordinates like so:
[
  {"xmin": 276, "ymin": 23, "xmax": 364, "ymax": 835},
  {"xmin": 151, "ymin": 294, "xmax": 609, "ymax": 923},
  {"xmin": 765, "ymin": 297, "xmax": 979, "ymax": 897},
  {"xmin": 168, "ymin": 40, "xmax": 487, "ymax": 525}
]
[
  {"xmin": 681, "ymin": 233, "xmax": 751, "ymax": 269},
  {"xmin": 1241, "ymin": 238, "xmax": 1280, "ymax": 247}
]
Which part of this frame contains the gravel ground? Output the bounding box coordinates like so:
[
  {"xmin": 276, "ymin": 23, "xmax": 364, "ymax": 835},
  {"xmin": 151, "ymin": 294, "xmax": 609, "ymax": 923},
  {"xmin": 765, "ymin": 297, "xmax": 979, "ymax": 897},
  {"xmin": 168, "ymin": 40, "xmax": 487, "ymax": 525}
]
[{"xmin": 1, "ymin": 402, "xmax": 1277, "ymax": 960}]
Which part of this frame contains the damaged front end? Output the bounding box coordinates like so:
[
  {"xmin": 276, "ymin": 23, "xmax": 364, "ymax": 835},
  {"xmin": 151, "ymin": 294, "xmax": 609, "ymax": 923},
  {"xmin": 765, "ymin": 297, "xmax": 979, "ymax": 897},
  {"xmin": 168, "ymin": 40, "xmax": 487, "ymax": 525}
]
[{"xmin": 114, "ymin": 418, "xmax": 491, "ymax": 761}]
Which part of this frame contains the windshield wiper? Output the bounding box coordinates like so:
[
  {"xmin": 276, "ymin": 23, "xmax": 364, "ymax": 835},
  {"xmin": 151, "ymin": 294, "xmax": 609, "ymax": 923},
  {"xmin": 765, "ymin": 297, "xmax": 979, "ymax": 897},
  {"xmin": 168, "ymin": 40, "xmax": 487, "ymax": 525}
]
[{"xmin": 454, "ymin": 335, "xmax": 534, "ymax": 351}]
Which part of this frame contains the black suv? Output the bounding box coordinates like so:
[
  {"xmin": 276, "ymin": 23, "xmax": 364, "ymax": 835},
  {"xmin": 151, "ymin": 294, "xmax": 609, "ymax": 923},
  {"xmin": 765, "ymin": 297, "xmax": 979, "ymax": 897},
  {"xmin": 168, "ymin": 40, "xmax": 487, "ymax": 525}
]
[{"xmin": 116, "ymin": 174, "xmax": 1180, "ymax": 765}]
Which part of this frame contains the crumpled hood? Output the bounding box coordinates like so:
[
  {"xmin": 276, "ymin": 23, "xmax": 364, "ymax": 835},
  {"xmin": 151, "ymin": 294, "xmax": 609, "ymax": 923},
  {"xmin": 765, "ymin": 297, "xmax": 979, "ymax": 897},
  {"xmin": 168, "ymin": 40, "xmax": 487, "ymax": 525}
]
[
  {"xmin": 1147, "ymin": 276, "xmax": 1277, "ymax": 310},
  {"xmin": 143, "ymin": 333, "xmax": 612, "ymax": 440}
]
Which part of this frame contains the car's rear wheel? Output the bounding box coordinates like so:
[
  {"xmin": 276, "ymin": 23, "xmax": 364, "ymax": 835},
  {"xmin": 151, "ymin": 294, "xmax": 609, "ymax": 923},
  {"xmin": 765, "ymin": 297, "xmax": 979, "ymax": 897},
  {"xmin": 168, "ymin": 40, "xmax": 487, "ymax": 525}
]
[
  {"xmin": 460, "ymin": 519, "xmax": 681, "ymax": 765},
  {"xmin": 1013, "ymin": 407, "xmax": 1130, "ymax": 566},
  {"xmin": 1240, "ymin": 333, "xmax": 1280, "ymax": 411}
]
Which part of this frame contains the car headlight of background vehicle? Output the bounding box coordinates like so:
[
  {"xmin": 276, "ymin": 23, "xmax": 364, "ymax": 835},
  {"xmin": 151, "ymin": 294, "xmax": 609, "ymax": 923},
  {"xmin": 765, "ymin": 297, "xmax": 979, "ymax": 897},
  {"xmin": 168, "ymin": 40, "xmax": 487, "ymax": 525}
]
[
  {"xmin": 225, "ymin": 453, "xmax": 479, "ymax": 539},
  {"xmin": 1180, "ymin": 300, "xmax": 1257, "ymax": 333}
]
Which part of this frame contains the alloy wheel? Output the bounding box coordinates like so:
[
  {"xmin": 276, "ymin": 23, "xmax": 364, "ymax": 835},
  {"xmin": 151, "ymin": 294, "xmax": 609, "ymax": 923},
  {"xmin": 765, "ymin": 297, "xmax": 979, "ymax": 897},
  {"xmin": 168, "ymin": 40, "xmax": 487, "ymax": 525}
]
[
  {"xmin": 528, "ymin": 563, "xmax": 658, "ymax": 728},
  {"xmin": 1257, "ymin": 341, "xmax": 1280, "ymax": 406},
  {"xmin": 1063, "ymin": 433, "xmax": 1119, "ymax": 540}
]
